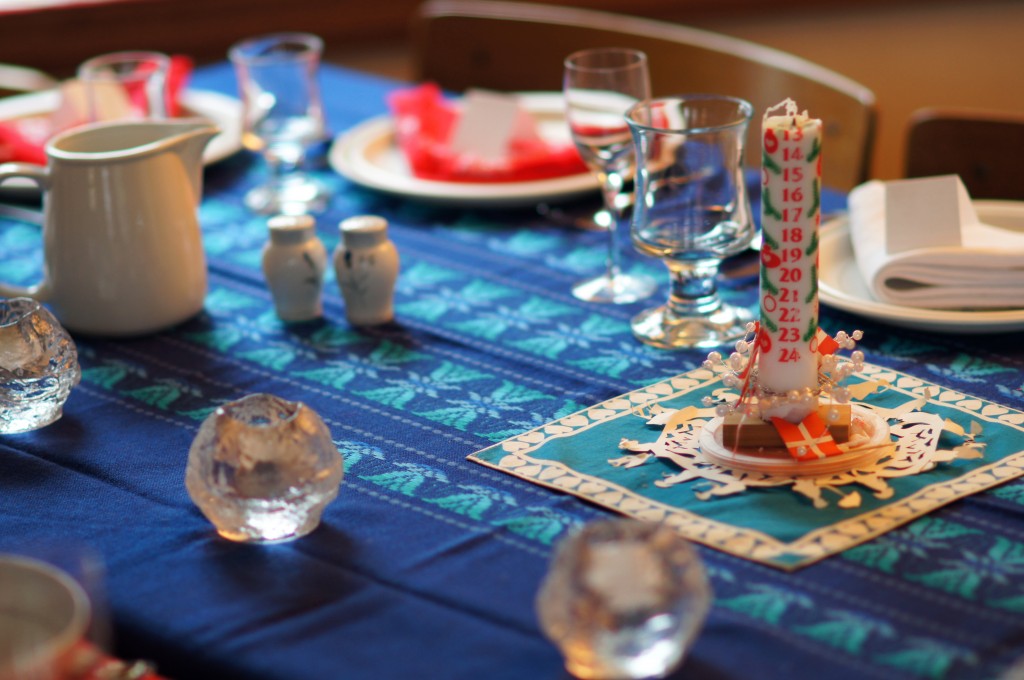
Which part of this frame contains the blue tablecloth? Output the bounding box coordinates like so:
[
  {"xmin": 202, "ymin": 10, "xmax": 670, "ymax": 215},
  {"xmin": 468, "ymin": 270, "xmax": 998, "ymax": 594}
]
[{"xmin": 2, "ymin": 63, "xmax": 1024, "ymax": 680}]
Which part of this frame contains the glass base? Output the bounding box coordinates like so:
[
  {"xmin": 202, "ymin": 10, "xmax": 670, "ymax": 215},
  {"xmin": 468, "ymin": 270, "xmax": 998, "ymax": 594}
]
[
  {"xmin": 631, "ymin": 302, "xmax": 753, "ymax": 349},
  {"xmin": 245, "ymin": 174, "xmax": 330, "ymax": 215},
  {"xmin": 573, "ymin": 272, "xmax": 658, "ymax": 305}
]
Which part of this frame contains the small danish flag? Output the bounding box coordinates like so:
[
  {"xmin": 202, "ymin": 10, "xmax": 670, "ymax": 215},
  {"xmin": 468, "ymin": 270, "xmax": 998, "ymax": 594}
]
[
  {"xmin": 771, "ymin": 412, "xmax": 843, "ymax": 461},
  {"xmin": 813, "ymin": 328, "xmax": 840, "ymax": 356}
]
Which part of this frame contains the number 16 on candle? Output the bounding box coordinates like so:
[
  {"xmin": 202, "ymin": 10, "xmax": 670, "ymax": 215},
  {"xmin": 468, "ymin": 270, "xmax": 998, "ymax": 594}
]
[{"xmin": 758, "ymin": 99, "xmax": 822, "ymax": 403}]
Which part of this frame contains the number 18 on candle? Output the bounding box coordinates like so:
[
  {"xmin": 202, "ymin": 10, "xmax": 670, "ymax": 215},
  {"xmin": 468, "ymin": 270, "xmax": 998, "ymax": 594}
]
[{"xmin": 758, "ymin": 99, "xmax": 822, "ymax": 415}]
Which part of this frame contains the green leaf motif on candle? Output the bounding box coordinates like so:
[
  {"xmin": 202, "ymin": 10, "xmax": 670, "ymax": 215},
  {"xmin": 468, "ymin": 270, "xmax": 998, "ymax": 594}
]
[
  {"xmin": 805, "ymin": 265, "xmax": 819, "ymax": 304},
  {"xmin": 762, "ymin": 227, "xmax": 780, "ymax": 251},
  {"xmin": 803, "ymin": 316, "xmax": 818, "ymax": 343},
  {"xmin": 763, "ymin": 150, "xmax": 782, "ymax": 175},
  {"xmin": 807, "ymin": 137, "xmax": 821, "ymax": 163},
  {"xmin": 761, "ymin": 312, "xmax": 779, "ymax": 334},
  {"xmin": 805, "ymin": 230, "xmax": 819, "ymax": 257},
  {"xmin": 761, "ymin": 267, "xmax": 779, "ymax": 296},
  {"xmin": 809, "ymin": 178, "xmax": 821, "ymax": 219},
  {"xmin": 763, "ymin": 187, "xmax": 783, "ymax": 220}
]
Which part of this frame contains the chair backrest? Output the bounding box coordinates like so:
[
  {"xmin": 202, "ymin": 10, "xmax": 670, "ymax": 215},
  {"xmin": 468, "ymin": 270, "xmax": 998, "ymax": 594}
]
[
  {"xmin": 905, "ymin": 107, "xmax": 1024, "ymax": 200},
  {"xmin": 412, "ymin": 0, "xmax": 877, "ymax": 190}
]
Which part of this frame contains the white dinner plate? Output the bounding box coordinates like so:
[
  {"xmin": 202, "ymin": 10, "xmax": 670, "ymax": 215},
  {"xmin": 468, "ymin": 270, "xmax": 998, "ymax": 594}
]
[
  {"xmin": 0, "ymin": 88, "xmax": 242, "ymax": 197},
  {"xmin": 328, "ymin": 92, "xmax": 600, "ymax": 208},
  {"xmin": 819, "ymin": 200, "xmax": 1024, "ymax": 333}
]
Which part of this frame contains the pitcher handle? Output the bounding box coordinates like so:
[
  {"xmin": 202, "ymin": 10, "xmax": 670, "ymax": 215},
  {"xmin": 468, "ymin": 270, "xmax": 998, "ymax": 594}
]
[{"xmin": 0, "ymin": 162, "xmax": 50, "ymax": 301}]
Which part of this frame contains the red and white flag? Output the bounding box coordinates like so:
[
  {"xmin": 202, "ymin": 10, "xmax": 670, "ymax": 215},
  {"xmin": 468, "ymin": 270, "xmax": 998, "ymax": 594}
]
[
  {"xmin": 813, "ymin": 327, "xmax": 840, "ymax": 356},
  {"xmin": 771, "ymin": 412, "xmax": 843, "ymax": 461}
]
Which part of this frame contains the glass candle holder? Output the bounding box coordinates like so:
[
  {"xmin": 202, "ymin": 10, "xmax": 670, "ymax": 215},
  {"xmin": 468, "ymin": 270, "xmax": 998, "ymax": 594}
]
[
  {"xmin": 0, "ymin": 554, "xmax": 91, "ymax": 680},
  {"xmin": 185, "ymin": 393, "xmax": 343, "ymax": 543},
  {"xmin": 537, "ymin": 518, "xmax": 712, "ymax": 680},
  {"xmin": 0, "ymin": 298, "xmax": 80, "ymax": 434}
]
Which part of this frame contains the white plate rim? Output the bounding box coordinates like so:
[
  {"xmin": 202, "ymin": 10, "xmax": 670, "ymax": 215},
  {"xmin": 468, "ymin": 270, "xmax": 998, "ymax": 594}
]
[
  {"xmin": 328, "ymin": 92, "xmax": 600, "ymax": 208},
  {"xmin": 0, "ymin": 87, "xmax": 242, "ymax": 166},
  {"xmin": 819, "ymin": 200, "xmax": 1024, "ymax": 333}
]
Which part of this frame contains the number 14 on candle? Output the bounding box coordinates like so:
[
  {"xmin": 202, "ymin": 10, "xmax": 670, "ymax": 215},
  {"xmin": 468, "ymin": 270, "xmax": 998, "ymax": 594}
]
[{"xmin": 758, "ymin": 99, "xmax": 822, "ymax": 401}]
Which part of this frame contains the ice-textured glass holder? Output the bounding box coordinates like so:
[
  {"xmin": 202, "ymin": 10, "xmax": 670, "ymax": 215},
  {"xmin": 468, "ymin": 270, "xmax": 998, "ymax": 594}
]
[
  {"xmin": 185, "ymin": 393, "xmax": 343, "ymax": 543},
  {"xmin": 0, "ymin": 298, "xmax": 80, "ymax": 434},
  {"xmin": 537, "ymin": 518, "xmax": 712, "ymax": 680}
]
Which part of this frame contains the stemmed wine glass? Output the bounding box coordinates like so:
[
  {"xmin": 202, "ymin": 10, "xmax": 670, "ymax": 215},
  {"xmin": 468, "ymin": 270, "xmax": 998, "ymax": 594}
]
[
  {"xmin": 563, "ymin": 48, "xmax": 657, "ymax": 304},
  {"xmin": 625, "ymin": 95, "xmax": 756, "ymax": 349},
  {"xmin": 230, "ymin": 32, "xmax": 330, "ymax": 215}
]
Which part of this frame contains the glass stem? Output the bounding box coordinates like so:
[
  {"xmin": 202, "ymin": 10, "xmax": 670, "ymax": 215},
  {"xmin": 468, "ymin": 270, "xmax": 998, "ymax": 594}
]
[
  {"xmin": 665, "ymin": 258, "xmax": 723, "ymax": 317},
  {"xmin": 598, "ymin": 171, "xmax": 625, "ymax": 284},
  {"xmin": 264, "ymin": 149, "xmax": 304, "ymax": 186}
]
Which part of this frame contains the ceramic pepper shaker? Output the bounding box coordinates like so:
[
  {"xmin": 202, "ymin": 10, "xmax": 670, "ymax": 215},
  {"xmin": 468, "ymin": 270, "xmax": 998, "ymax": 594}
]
[
  {"xmin": 333, "ymin": 215, "xmax": 399, "ymax": 326},
  {"xmin": 262, "ymin": 215, "xmax": 328, "ymax": 322}
]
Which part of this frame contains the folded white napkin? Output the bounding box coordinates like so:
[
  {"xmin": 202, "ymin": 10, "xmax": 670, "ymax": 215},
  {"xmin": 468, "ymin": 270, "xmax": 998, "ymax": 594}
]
[{"xmin": 848, "ymin": 175, "xmax": 1024, "ymax": 309}]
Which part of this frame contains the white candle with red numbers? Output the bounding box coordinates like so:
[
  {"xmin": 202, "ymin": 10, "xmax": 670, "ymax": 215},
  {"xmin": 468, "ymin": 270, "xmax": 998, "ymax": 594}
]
[{"xmin": 758, "ymin": 99, "xmax": 822, "ymax": 418}]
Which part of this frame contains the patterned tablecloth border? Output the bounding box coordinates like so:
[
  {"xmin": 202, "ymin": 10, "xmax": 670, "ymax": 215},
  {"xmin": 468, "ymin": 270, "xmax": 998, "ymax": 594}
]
[{"xmin": 468, "ymin": 363, "xmax": 1024, "ymax": 570}]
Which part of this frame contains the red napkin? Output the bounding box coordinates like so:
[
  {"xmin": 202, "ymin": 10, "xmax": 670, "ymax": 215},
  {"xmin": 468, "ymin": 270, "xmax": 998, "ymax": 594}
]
[
  {"xmin": 387, "ymin": 83, "xmax": 588, "ymax": 183},
  {"xmin": 0, "ymin": 55, "xmax": 193, "ymax": 165}
]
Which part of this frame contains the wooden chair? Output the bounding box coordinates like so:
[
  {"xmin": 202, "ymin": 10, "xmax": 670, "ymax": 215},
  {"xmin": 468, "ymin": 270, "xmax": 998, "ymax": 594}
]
[
  {"xmin": 412, "ymin": 0, "xmax": 877, "ymax": 190},
  {"xmin": 905, "ymin": 107, "xmax": 1024, "ymax": 200}
]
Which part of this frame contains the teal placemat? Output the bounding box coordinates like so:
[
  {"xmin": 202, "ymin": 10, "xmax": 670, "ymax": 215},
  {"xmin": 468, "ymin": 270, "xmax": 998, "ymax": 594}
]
[{"xmin": 469, "ymin": 363, "xmax": 1024, "ymax": 570}]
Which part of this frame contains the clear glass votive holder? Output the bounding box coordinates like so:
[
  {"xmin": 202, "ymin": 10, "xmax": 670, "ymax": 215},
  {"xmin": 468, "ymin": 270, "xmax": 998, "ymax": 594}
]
[
  {"xmin": 536, "ymin": 518, "xmax": 712, "ymax": 680},
  {"xmin": 0, "ymin": 298, "xmax": 80, "ymax": 434},
  {"xmin": 0, "ymin": 554, "xmax": 91, "ymax": 680},
  {"xmin": 185, "ymin": 393, "xmax": 343, "ymax": 543}
]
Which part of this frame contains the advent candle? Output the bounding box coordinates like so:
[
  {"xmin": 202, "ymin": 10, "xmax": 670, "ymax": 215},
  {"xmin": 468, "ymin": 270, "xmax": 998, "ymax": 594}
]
[{"xmin": 758, "ymin": 99, "xmax": 822, "ymax": 420}]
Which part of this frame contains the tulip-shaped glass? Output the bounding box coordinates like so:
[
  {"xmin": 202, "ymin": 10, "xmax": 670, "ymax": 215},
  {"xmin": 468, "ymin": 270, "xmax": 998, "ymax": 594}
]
[
  {"xmin": 563, "ymin": 48, "xmax": 657, "ymax": 304},
  {"xmin": 626, "ymin": 95, "xmax": 755, "ymax": 349},
  {"xmin": 77, "ymin": 50, "xmax": 171, "ymax": 122},
  {"xmin": 230, "ymin": 32, "xmax": 330, "ymax": 215}
]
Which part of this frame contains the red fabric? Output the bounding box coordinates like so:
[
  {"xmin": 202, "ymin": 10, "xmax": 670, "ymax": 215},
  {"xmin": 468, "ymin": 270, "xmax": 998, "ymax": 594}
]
[
  {"xmin": 164, "ymin": 54, "xmax": 193, "ymax": 118},
  {"xmin": 0, "ymin": 115, "xmax": 48, "ymax": 164},
  {"xmin": 0, "ymin": 54, "xmax": 192, "ymax": 165},
  {"xmin": 771, "ymin": 412, "xmax": 844, "ymax": 461},
  {"xmin": 386, "ymin": 83, "xmax": 588, "ymax": 183}
]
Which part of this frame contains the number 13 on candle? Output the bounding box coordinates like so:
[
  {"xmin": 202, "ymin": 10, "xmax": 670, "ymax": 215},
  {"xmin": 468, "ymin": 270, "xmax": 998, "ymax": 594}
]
[{"xmin": 758, "ymin": 99, "xmax": 822, "ymax": 404}]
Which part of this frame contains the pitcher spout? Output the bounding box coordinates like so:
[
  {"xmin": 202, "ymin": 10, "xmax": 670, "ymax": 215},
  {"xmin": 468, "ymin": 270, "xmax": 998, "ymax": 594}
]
[{"xmin": 165, "ymin": 120, "xmax": 220, "ymax": 205}]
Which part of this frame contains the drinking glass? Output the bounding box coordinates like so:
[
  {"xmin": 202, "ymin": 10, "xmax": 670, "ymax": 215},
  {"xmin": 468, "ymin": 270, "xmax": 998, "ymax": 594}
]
[
  {"xmin": 77, "ymin": 51, "xmax": 170, "ymax": 122},
  {"xmin": 626, "ymin": 95, "xmax": 755, "ymax": 349},
  {"xmin": 229, "ymin": 32, "xmax": 330, "ymax": 215},
  {"xmin": 563, "ymin": 48, "xmax": 657, "ymax": 304}
]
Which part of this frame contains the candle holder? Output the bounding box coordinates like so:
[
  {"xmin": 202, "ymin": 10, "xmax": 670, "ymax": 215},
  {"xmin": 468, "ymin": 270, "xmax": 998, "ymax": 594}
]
[
  {"xmin": 698, "ymin": 325, "xmax": 892, "ymax": 476},
  {"xmin": 0, "ymin": 298, "xmax": 80, "ymax": 434},
  {"xmin": 185, "ymin": 393, "xmax": 343, "ymax": 543},
  {"xmin": 536, "ymin": 518, "xmax": 711, "ymax": 680}
]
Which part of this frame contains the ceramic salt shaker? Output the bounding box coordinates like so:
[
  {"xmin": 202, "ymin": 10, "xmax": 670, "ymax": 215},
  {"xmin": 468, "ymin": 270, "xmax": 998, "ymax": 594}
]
[
  {"xmin": 262, "ymin": 215, "xmax": 328, "ymax": 322},
  {"xmin": 333, "ymin": 215, "xmax": 399, "ymax": 326}
]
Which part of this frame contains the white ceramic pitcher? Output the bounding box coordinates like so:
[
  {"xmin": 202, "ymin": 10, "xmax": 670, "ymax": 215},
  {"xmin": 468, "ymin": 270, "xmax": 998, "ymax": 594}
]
[{"xmin": 0, "ymin": 120, "xmax": 218, "ymax": 336}]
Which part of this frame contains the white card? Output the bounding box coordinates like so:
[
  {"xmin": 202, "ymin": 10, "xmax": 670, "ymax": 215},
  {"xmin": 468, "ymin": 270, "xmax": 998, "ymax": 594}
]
[
  {"xmin": 448, "ymin": 89, "xmax": 538, "ymax": 161},
  {"xmin": 884, "ymin": 174, "xmax": 976, "ymax": 254}
]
